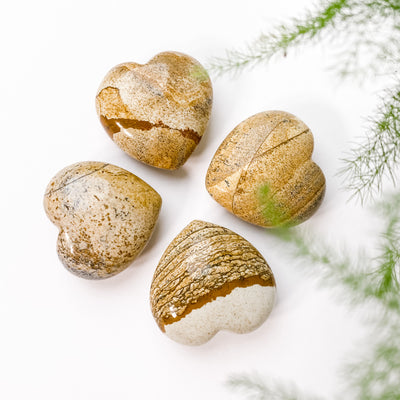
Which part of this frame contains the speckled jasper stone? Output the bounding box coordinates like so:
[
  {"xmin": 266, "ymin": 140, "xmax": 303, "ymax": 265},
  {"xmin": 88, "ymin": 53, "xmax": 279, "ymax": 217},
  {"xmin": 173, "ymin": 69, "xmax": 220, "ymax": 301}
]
[
  {"xmin": 44, "ymin": 162, "xmax": 161, "ymax": 279},
  {"xmin": 150, "ymin": 220, "xmax": 276, "ymax": 345},
  {"xmin": 206, "ymin": 111, "xmax": 326, "ymax": 227},
  {"xmin": 96, "ymin": 51, "xmax": 213, "ymax": 170}
]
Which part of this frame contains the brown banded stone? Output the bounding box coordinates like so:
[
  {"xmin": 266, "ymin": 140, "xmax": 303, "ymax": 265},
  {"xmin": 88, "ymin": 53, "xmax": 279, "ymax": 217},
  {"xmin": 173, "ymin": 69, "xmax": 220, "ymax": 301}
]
[
  {"xmin": 150, "ymin": 220, "xmax": 276, "ymax": 345},
  {"xmin": 44, "ymin": 162, "xmax": 162, "ymax": 279},
  {"xmin": 205, "ymin": 111, "xmax": 326, "ymax": 227},
  {"xmin": 96, "ymin": 52, "xmax": 213, "ymax": 170}
]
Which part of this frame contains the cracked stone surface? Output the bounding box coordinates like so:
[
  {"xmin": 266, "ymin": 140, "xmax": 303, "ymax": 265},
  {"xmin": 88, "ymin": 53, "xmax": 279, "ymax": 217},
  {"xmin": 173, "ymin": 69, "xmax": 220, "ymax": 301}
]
[
  {"xmin": 206, "ymin": 111, "xmax": 326, "ymax": 227},
  {"xmin": 44, "ymin": 161, "xmax": 162, "ymax": 279},
  {"xmin": 96, "ymin": 51, "xmax": 213, "ymax": 170}
]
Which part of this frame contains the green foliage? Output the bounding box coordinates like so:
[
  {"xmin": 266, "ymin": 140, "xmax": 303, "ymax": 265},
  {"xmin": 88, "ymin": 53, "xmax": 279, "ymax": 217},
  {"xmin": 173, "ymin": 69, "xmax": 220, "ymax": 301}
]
[
  {"xmin": 208, "ymin": 0, "xmax": 349, "ymax": 77},
  {"xmin": 190, "ymin": 64, "xmax": 210, "ymax": 82},
  {"xmin": 340, "ymin": 86, "xmax": 400, "ymax": 203},
  {"xmin": 258, "ymin": 184, "xmax": 290, "ymax": 227},
  {"xmin": 227, "ymin": 192, "xmax": 400, "ymax": 400},
  {"xmin": 213, "ymin": 2, "xmax": 400, "ymax": 397},
  {"xmin": 280, "ymin": 193, "xmax": 400, "ymax": 310},
  {"xmin": 346, "ymin": 325, "xmax": 400, "ymax": 400},
  {"xmin": 208, "ymin": 0, "xmax": 400, "ymax": 78},
  {"xmin": 227, "ymin": 374, "xmax": 323, "ymax": 400},
  {"xmin": 208, "ymin": 0, "xmax": 400, "ymax": 200}
]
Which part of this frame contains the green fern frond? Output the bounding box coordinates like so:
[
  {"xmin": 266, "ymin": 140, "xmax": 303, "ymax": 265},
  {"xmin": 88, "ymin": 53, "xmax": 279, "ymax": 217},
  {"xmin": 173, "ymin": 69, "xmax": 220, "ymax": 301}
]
[
  {"xmin": 208, "ymin": 0, "xmax": 350, "ymax": 77},
  {"xmin": 229, "ymin": 191, "xmax": 400, "ymax": 400},
  {"xmin": 227, "ymin": 374, "xmax": 324, "ymax": 400},
  {"xmin": 339, "ymin": 85, "xmax": 400, "ymax": 203},
  {"xmin": 208, "ymin": 0, "xmax": 400, "ymax": 77},
  {"xmin": 208, "ymin": 0, "xmax": 400, "ymax": 199}
]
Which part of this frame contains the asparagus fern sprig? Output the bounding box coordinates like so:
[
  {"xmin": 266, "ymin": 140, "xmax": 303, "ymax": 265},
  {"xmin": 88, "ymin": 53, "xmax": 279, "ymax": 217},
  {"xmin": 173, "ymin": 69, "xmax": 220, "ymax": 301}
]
[
  {"xmin": 340, "ymin": 85, "xmax": 400, "ymax": 203},
  {"xmin": 227, "ymin": 374, "xmax": 324, "ymax": 400},
  {"xmin": 208, "ymin": 0, "xmax": 400, "ymax": 78},
  {"xmin": 228, "ymin": 192, "xmax": 400, "ymax": 400},
  {"xmin": 208, "ymin": 0, "xmax": 400, "ymax": 201}
]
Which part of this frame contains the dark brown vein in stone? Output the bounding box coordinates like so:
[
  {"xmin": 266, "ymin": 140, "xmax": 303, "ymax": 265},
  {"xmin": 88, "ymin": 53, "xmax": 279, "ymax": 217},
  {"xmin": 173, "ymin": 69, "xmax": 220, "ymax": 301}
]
[
  {"xmin": 100, "ymin": 115, "xmax": 201, "ymax": 144},
  {"xmin": 159, "ymin": 275, "xmax": 275, "ymax": 331}
]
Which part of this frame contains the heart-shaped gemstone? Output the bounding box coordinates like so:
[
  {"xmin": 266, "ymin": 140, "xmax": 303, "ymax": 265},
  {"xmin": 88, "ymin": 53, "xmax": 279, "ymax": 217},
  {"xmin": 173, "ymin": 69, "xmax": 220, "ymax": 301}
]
[
  {"xmin": 44, "ymin": 162, "xmax": 161, "ymax": 279},
  {"xmin": 206, "ymin": 111, "xmax": 326, "ymax": 227},
  {"xmin": 150, "ymin": 220, "xmax": 276, "ymax": 345},
  {"xmin": 96, "ymin": 52, "xmax": 213, "ymax": 170}
]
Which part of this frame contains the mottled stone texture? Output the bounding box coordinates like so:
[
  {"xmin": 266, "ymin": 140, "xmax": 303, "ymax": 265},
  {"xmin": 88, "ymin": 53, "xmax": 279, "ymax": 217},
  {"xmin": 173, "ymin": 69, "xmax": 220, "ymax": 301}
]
[
  {"xmin": 96, "ymin": 52, "xmax": 213, "ymax": 170},
  {"xmin": 206, "ymin": 111, "xmax": 326, "ymax": 227},
  {"xmin": 44, "ymin": 162, "xmax": 161, "ymax": 279},
  {"xmin": 150, "ymin": 220, "xmax": 275, "ymax": 332}
]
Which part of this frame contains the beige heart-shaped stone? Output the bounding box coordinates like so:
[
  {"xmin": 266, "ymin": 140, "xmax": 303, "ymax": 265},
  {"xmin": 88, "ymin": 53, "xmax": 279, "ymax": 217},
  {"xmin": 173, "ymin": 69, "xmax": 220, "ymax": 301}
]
[
  {"xmin": 44, "ymin": 162, "xmax": 161, "ymax": 279},
  {"xmin": 96, "ymin": 51, "xmax": 213, "ymax": 170},
  {"xmin": 150, "ymin": 220, "xmax": 276, "ymax": 345},
  {"xmin": 206, "ymin": 111, "xmax": 326, "ymax": 227}
]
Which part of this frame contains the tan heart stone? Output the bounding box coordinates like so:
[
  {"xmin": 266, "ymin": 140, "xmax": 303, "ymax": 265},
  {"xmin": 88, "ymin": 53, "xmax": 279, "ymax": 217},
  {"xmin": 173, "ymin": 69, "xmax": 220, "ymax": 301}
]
[
  {"xmin": 206, "ymin": 111, "xmax": 326, "ymax": 227},
  {"xmin": 44, "ymin": 162, "xmax": 161, "ymax": 279},
  {"xmin": 96, "ymin": 51, "xmax": 213, "ymax": 170},
  {"xmin": 150, "ymin": 220, "xmax": 276, "ymax": 345}
]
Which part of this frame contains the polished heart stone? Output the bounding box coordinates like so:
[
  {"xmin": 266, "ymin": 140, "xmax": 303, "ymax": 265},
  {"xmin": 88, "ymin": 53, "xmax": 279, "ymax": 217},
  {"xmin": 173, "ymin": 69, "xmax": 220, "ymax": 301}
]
[
  {"xmin": 96, "ymin": 51, "xmax": 213, "ymax": 170},
  {"xmin": 44, "ymin": 162, "xmax": 161, "ymax": 279},
  {"xmin": 206, "ymin": 111, "xmax": 326, "ymax": 227},
  {"xmin": 150, "ymin": 220, "xmax": 276, "ymax": 345}
]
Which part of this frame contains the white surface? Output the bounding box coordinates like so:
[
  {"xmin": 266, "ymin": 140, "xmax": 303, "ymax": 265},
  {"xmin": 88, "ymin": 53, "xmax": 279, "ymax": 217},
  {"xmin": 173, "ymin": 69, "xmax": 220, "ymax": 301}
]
[
  {"xmin": 165, "ymin": 285, "xmax": 276, "ymax": 346},
  {"xmin": 0, "ymin": 0, "xmax": 382, "ymax": 399}
]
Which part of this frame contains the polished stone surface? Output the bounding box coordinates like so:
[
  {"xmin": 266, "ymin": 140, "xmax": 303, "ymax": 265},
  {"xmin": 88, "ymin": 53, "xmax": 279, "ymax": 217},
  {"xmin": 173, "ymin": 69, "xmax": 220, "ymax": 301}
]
[
  {"xmin": 206, "ymin": 111, "xmax": 326, "ymax": 227},
  {"xmin": 150, "ymin": 220, "xmax": 276, "ymax": 345},
  {"xmin": 44, "ymin": 162, "xmax": 162, "ymax": 279},
  {"xmin": 96, "ymin": 51, "xmax": 213, "ymax": 170}
]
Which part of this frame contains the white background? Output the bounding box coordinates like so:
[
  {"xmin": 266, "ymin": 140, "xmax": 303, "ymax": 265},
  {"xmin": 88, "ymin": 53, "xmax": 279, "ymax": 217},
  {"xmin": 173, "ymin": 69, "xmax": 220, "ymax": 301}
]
[{"xmin": 0, "ymin": 1, "xmax": 385, "ymax": 399}]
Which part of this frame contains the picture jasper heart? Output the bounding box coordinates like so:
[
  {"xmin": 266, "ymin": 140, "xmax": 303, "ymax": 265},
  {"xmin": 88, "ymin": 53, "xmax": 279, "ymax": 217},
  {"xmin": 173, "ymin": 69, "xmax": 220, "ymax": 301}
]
[
  {"xmin": 44, "ymin": 162, "xmax": 161, "ymax": 279},
  {"xmin": 206, "ymin": 111, "xmax": 326, "ymax": 227},
  {"xmin": 96, "ymin": 51, "xmax": 213, "ymax": 170},
  {"xmin": 150, "ymin": 220, "xmax": 276, "ymax": 345}
]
